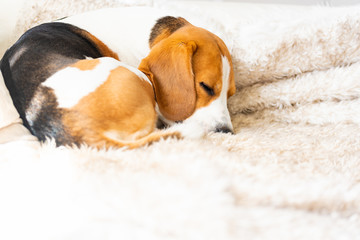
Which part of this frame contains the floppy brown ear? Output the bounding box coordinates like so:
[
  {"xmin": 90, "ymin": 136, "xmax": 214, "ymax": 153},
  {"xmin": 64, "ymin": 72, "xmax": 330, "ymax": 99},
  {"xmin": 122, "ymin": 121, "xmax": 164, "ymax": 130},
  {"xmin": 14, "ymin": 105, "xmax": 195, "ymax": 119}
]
[
  {"xmin": 149, "ymin": 16, "xmax": 190, "ymax": 48},
  {"xmin": 139, "ymin": 40, "xmax": 197, "ymax": 122}
]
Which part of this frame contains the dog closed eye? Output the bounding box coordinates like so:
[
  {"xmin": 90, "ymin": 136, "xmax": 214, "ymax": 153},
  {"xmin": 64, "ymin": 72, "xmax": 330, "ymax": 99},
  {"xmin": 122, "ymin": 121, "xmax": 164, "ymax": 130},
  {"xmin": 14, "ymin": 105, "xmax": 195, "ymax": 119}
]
[{"xmin": 200, "ymin": 82, "xmax": 215, "ymax": 96}]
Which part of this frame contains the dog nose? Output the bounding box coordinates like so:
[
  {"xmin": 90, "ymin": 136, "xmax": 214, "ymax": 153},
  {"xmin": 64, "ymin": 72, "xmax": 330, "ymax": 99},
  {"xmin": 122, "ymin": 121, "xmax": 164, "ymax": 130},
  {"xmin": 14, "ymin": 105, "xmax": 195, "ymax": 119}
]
[{"xmin": 215, "ymin": 125, "xmax": 234, "ymax": 134}]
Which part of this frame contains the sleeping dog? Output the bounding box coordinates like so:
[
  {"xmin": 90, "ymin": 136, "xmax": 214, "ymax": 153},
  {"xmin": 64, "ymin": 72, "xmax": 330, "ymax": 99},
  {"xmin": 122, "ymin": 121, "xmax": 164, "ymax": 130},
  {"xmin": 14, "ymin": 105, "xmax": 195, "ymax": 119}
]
[{"xmin": 0, "ymin": 16, "xmax": 235, "ymax": 149}]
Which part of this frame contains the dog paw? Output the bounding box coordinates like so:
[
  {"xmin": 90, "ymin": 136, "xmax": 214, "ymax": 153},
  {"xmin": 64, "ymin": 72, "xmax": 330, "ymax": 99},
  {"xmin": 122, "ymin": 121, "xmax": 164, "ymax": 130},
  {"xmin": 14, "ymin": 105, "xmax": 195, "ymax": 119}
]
[
  {"xmin": 161, "ymin": 131, "xmax": 183, "ymax": 140},
  {"xmin": 168, "ymin": 122, "xmax": 206, "ymax": 139}
]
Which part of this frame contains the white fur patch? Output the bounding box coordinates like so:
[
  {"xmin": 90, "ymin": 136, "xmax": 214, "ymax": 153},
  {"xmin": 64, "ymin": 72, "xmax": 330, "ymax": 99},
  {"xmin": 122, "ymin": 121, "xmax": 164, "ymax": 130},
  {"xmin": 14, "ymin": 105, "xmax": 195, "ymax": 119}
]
[
  {"xmin": 42, "ymin": 57, "xmax": 119, "ymax": 108},
  {"xmin": 42, "ymin": 57, "xmax": 151, "ymax": 109},
  {"xmin": 171, "ymin": 56, "xmax": 233, "ymax": 138}
]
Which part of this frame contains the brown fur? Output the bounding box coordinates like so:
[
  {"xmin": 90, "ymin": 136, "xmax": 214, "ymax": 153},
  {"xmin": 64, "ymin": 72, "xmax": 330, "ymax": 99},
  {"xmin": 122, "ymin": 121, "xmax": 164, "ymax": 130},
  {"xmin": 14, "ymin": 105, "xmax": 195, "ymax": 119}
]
[
  {"xmin": 140, "ymin": 40, "xmax": 198, "ymax": 121},
  {"xmin": 72, "ymin": 58, "xmax": 100, "ymax": 71},
  {"xmin": 149, "ymin": 16, "xmax": 189, "ymax": 48},
  {"xmin": 41, "ymin": 17, "xmax": 235, "ymax": 149},
  {"xmin": 62, "ymin": 61, "xmax": 180, "ymax": 149},
  {"xmin": 73, "ymin": 28, "xmax": 120, "ymax": 60},
  {"xmin": 139, "ymin": 18, "xmax": 236, "ymax": 122}
]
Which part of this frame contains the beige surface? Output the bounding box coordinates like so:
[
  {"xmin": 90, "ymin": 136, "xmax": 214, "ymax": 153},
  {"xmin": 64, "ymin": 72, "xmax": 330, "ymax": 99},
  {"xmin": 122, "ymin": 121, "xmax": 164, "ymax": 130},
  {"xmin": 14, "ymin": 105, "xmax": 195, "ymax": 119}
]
[{"xmin": 0, "ymin": 1, "xmax": 360, "ymax": 239}]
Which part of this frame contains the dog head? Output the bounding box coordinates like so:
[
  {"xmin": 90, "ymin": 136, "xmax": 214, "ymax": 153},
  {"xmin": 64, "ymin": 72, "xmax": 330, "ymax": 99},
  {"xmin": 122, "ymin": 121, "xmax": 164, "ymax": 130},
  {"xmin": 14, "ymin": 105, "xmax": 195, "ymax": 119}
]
[{"xmin": 139, "ymin": 16, "xmax": 236, "ymax": 135}]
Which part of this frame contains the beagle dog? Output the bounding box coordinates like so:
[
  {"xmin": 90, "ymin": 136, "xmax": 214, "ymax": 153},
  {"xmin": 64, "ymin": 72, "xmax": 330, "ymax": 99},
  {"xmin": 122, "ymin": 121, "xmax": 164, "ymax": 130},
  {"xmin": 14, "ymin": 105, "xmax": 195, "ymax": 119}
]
[{"xmin": 0, "ymin": 16, "xmax": 235, "ymax": 149}]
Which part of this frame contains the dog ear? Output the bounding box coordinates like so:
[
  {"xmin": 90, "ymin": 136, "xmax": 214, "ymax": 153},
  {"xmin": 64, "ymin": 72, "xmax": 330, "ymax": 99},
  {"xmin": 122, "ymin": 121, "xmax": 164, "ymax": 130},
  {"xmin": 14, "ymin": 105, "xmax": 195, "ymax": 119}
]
[
  {"xmin": 149, "ymin": 16, "xmax": 190, "ymax": 48},
  {"xmin": 139, "ymin": 40, "xmax": 197, "ymax": 122}
]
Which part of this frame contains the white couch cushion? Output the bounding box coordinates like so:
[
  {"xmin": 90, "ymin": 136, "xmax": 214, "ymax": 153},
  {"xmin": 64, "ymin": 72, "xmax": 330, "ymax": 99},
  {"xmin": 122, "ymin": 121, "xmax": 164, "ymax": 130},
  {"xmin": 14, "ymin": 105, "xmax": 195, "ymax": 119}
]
[{"xmin": 0, "ymin": 71, "xmax": 20, "ymax": 129}]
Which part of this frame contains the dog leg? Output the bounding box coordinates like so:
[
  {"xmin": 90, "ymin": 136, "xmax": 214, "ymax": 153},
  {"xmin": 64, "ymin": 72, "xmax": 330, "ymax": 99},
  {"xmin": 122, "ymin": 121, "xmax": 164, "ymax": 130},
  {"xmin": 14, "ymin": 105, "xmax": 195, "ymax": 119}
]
[{"xmin": 101, "ymin": 130, "xmax": 182, "ymax": 149}]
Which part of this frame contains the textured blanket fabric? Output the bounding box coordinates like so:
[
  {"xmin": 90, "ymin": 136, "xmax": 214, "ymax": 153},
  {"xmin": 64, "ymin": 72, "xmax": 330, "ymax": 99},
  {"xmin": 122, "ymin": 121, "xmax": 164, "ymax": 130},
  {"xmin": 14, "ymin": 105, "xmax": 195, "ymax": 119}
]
[{"xmin": 1, "ymin": 1, "xmax": 360, "ymax": 239}]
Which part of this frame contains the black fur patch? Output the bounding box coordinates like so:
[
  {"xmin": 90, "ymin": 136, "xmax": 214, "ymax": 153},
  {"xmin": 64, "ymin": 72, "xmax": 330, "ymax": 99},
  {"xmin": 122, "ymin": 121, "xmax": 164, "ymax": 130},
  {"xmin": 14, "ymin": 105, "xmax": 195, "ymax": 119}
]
[
  {"xmin": 149, "ymin": 16, "xmax": 188, "ymax": 47},
  {"xmin": 26, "ymin": 86, "xmax": 76, "ymax": 146},
  {"xmin": 0, "ymin": 22, "xmax": 107, "ymax": 146}
]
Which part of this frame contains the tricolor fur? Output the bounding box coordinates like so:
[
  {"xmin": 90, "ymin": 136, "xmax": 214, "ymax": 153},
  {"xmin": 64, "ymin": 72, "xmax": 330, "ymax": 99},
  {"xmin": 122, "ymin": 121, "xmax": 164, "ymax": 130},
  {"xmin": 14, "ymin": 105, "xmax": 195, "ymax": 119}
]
[
  {"xmin": 0, "ymin": 16, "xmax": 235, "ymax": 148},
  {"xmin": 0, "ymin": 22, "xmax": 120, "ymax": 145}
]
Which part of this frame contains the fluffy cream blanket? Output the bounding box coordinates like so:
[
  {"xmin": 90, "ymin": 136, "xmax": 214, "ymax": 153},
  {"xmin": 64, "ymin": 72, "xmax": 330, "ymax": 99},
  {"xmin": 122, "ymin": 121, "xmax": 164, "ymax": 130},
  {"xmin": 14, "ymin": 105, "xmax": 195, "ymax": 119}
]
[{"xmin": 1, "ymin": 1, "xmax": 360, "ymax": 239}]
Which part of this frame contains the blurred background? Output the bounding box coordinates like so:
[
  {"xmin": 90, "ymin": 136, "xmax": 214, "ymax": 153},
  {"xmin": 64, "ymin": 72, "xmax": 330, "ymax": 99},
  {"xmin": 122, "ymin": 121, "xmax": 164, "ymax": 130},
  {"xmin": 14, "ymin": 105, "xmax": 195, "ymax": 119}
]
[
  {"xmin": 162, "ymin": 0, "xmax": 360, "ymax": 5},
  {"xmin": 1, "ymin": 0, "xmax": 360, "ymax": 57}
]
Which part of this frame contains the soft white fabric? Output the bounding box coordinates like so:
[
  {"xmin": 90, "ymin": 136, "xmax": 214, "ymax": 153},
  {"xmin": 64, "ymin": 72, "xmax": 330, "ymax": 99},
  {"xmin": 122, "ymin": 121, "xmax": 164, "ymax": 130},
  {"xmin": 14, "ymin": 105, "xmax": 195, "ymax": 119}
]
[
  {"xmin": 1, "ymin": 1, "xmax": 360, "ymax": 239},
  {"xmin": 0, "ymin": 71, "xmax": 20, "ymax": 129},
  {"xmin": 60, "ymin": 7, "xmax": 168, "ymax": 67}
]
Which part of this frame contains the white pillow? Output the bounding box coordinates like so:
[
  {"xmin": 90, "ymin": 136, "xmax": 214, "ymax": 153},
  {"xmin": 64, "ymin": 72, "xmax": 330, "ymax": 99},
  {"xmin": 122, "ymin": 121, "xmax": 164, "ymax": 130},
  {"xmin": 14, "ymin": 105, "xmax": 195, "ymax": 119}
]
[
  {"xmin": 0, "ymin": 71, "xmax": 20, "ymax": 129},
  {"xmin": 60, "ymin": 7, "xmax": 168, "ymax": 68},
  {"xmin": 0, "ymin": 0, "xmax": 27, "ymax": 133}
]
